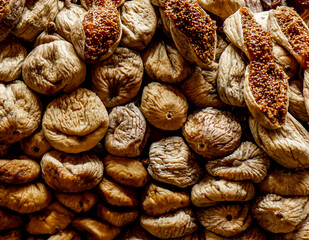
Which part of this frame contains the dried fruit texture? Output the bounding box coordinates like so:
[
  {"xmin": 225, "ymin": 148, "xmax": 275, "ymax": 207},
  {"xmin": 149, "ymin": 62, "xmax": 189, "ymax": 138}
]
[
  {"xmin": 98, "ymin": 178, "xmax": 138, "ymax": 207},
  {"xmin": 104, "ymin": 103, "xmax": 148, "ymax": 157},
  {"xmin": 0, "ymin": 81, "xmax": 41, "ymax": 145},
  {"xmin": 34, "ymin": 27, "xmax": 66, "ymax": 47},
  {"xmin": 0, "ymin": 158, "xmax": 40, "ymax": 184},
  {"xmin": 197, "ymin": 203, "xmax": 252, "ymax": 237},
  {"xmin": 244, "ymin": 0, "xmax": 263, "ymax": 12},
  {"xmin": 0, "ymin": 182, "xmax": 51, "ymax": 213},
  {"xmin": 181, "ymin": 65, "xmax": 226, "ymax": 108},
  {"xmin": 12, "ymin": 0, "xmax": 58, "ymax": 42},
  {"xmin": 261, "ymin": 0, "xmax": 286, "ymax": 9},
  {"xmin": 22, "ymin": 40, "xmax": 86, "ymax": 95},
  {"xmin": 20, "ymin": 129, "xmax": 52, "ymax": 159},
  {"xmin": 81, "ymin": 0, "xmax": 126, "ymax": 9},
  {"xmin": 163, "ymin": 0, "xmax": 217, "ymax": 69},
  {"xmin": 0, "ymin": 230, "xmax": 22, "ymax": 240},
  {"xmin": 55, "ymin": 191, "xmax": 98, "ymax": 213},
  {"xmin": 206, "ymin": 141, "xmax": 270, "ymax": 183},
  {"xmin": 158, "ymin": 7, "xmax": 172, "ymax": 39},
  {"xmin": 120, "ymin": 0, "xmax": 157, "ymax": 50},
  {"xmin": 172, "ymin": 233, "xmax": 201, "ymax": 240},
  {"xmin": 92, "ymin": 48, "xmax": 143, "ymax": 108},
  {"xmin": 103, "ymin": 155, "xmax": 149, "ymax": 187},
  {"xmin": 143, "ymin": 38, "xmax": 192, "ymax": 84},
  {"xmin": 183, "ymin": 107, "xmax": 242, "ymax": 159},
  {"xmin": 215, "ymin": 36, "xmax": 228, "ymax": 61},
  {"xmin": 249, "ymin": 113, "xmax": 309, "ymax": 169},
  {"xmin": 198, "ymin": 0, "xmax": 246, "ymax": 19},
  {"xmin": 0, "ymin": 208, "xmax": 23, "ymax": 231},
  {"xmin": 140, "ymin": 208, "xmax": 198, "ymax": 239},
  {"xmin": 252, "ymin": 194, "xmax": 309, "ymax": 233},
  {"xmin": 41, "ymin": 150, "xmax": 103, "ymax": 193},
  {"xmin": 97, "ymin": 203, "xmax": 139, "ymax": 227},
  {"xmin": 142, "ymin": 182, "xmax": 191, "ymax": 216},
  {"xmin": 148, "ymin": 136, "xmax": 202, "ymax": 188},
  {"xmin": 289, "ymin": 80, "xmax": 309, "ymax": 122},
  {"xmin": 277, "ymin": 216, "xmax": 309, "ymax": 240},
  {"xmin": 42, "ymin": 88, "xmax": 109, "ymax": 153},
  {"xmin": 48, "ymin": 230, "xmax": 81, "ymax": 240},
  {"xmin": 191, "ymin": 175, "xmax": 255, "ymax": 207},
  {"xmin": 72, "ymin": 217, "xmax": 121, "ymax": 240},
  {"xmin": 0, "ymin": 144, "xmax": 9, "ymax": 158},
  {"xmin": 26, "ymin": 202, "xmax": 74, "ymax": 235},
  {"xmin": 203, "ymin": 227, "xmax": 267, "ymax": 240},
  {"xmin": 141, "ymin": 82, "xmax": 189, "ymax": 130},
  {"xmin": 217, "ymin": 44, "xmax": 247, "ymax": 107},
  {"xmin": 0, "ymin": 38, "xmax": 27, "ymax": 83},
  {"xmin": 258, "ymin": 168, "xmax": 309, "ymax": 195},
  {"xmin": 117, "ymin": 224, "xmax": 157, "ymax": 240}
]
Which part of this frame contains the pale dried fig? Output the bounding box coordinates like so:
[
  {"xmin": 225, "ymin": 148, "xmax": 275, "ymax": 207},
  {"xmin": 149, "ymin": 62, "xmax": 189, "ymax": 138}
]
[
  {"xmin": 203, "ymin": 227, "xmax": 266, "ymax": 240},
  {"xmin": 277, "ymin": 216, "xmax": 309, "ymax": 240},
  {"xmin": 289, "ymin": 80, "xmax": 309, "ymax": 122},
  {"xmin": 183, "ymin": 107, "xmax": 242, "ymax": 159},
  {"xmin": 41, "ymin": 150, "xmax": 103, "ymax": 193},
  {"xmin": 104, "ymin": 103, "xmax": 148, "ymax": 157},
  {"xmin": 0, "ymin": 208, "xmax": 23, "ymax": 232},
  {"xmin": 141, "ymin": 82, "xmax": 188, "ymax": 131},
  {"xmin": 148, "ymin": 136, "xmax": 202, "ymax": 188},
  {"xmin": 48, "ymin": 230, "xmax": 81, "ymax": 240},
  {"xmin": 42, "ymin": 88, "xmax": 109, "ymax": 153}
]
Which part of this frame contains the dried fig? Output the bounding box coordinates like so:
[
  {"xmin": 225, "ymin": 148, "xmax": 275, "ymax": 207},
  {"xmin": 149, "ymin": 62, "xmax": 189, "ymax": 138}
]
[
  {"xmin": 261, "ymin": 0, "xmax": 287, "ymax": 9},
  {"xmin": 42, "ymin": 88, "xmax": 109, "ymax": 153},
  {"xmin": 182, "ymin": 107, "xmax": 242, "ymax": 159},
  {"xmin": 277, "ymin": 216, "xmax": 309, "ymax": 240},
  {"xmin": 0, "ymin": 230, "xmax": 22, "ymax": 240},
  {"xmin": 244, "ymin": 0, "xmax": 263, "ymax": 12},
  {"xmin": 141, "ymin": 82, "xmax": 188, "ymax": 131},
  {"xmin": 203, "ymin": 227, "xmax": 266, "ymax": 240},
  {"xmin": 48, "ymin": 230, "xmax": 81, "ymax": 240},
  {"xmin": 104, "ymin": 103, "xmax": 148, "ymax": 157},
  {"xmin": 41, "ymin": 150, "xmax": 103, "ymax": 193},
  {"xmin": 117, "ymin": 224, "xmax": 156, "ymax": 240},
  {"xmin": 0, "ymin": 208, "xmax": 23, "ymax": 232},
  {"xmin": 289, "ymin": 80, "xmax": 309, "ymax": 122}
]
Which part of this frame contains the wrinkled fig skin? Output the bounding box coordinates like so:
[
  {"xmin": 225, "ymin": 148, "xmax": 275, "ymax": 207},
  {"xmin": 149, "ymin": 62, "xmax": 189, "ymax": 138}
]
[
  {"xmin": 0, "ymin": 182, "xmax": 52, "ymax": 214},
  {"xmin": 0, "ymin": 158, "xmax": 40, "ymax": 184},
  {"xmin": 249, "ymin": 113, "xmax": 309, "ymax": 168},
  {"xmin": 276, "ymin": 216, "xmax": 309, "ymax": 240},
  {"xmin": 0, "ymin": 81, "xmax": 42, "ymax": 145},
  {"xmin": 117, "ymin": 224, "xmax": 157, "ymax": 240},
  {"xmin": 48, "ymin": 230, "xmax": 81, "ymax": 240},
  {"xmin": 42, "ymin": 88, "xmax": 109, "ymax": 153},
  {"xmin": 41, "ymin": 150, "xmax": 104, "ymax": 193},
  {"xmin": 0, "ymin": 208, "xmax": 23, "ymax": 232},
  {"xmin": 203, "ymin": 227, "xmax": 267, "ymax": 240},
  {"xmin": 289, "ymin": 80, "xmax": 309, "ymax": 122},
  {"xmin": 0, "ymin": 229, "xmax": 22, "ymax": 240}
]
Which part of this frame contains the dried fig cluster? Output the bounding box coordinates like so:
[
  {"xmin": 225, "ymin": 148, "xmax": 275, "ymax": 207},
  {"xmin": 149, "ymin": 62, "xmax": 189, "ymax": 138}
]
[{"xmin": 0, "ymin": 0, "xmax": 309, "ymax": 239}]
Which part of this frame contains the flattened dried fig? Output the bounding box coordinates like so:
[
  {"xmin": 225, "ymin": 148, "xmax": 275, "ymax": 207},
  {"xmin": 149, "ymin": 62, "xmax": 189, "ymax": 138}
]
[
  {"xmin": 103, "ymin": 155, "xmax": 149, "ymax": 187},
  {"xmin": 142, "ymin": 182, "xmax": 190, "ymax": 216},
  {"xmin": 104, "ymin": 103, "xmax": 148, "ymax": 157},
  {"xmin": 42, "ymin": 88, "xmax": 109, "ymax": 153},
  {"xmin": 0, "ymin": 158, "xmax": 40, "ymax": 184},
  {"xmin": 278, "ymin": 216, "xmax": 309, "ymax": 240},
  {"xmin": 0, "ymin": 208, "xmax": 23, "ymax": 232},
  {"xmin": 41, "ymin": 150, "xmax": 103, "ymax": 193},
  {"xmin": 141, "ymin": 82, "xmax": 188, "ymax": 131},
  {"xmin": 191, "ymin": 175, "xmax": 255, "ymax": 207},
  {"xmin": 183, "ymin": 107, "xmax": 242, "ymax": 159},
  {"xmin": 55, "ymin": 191, "xmax": 98, "ymax": 213},
  {"xmin": 0, "ymin": 80, "xmax": 41, "ymax": 145},
  {"xmin": 26, "ymin": 202, "xmax": 74, "ymax": 235},
  {"xmin": 205, "ymin": 141, "xmax": 270, "ymax": 183},
  {"xmin": 197, "ymin": 203, "xmax": 252, "ymax": 237},
  {"xmin": 148, "ymin": 136, "xmax": 202, "ymax": 188},
  {"xmin": 252, "ymin": 194, "xmax": 309, "ymax": 233},
  {"xmin": 0, "ymin": 182, "xmax": 51, "ymax": 213},
  {"xmin": 289, "ymin": 80, "xmax": 309, "ymax": 122},
  {"xmin": 140, "ymin": 208, "xmax": 198, "ymax": 239},
  {"xmin": 48, "ymin": 230, "xmax": 81, "ymax": 240}
]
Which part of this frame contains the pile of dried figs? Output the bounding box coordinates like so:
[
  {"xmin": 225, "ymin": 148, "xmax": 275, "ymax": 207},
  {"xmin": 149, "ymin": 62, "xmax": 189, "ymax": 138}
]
[{"xmin": 1, "ymin": 0, "xmax": 309, "ymax": 239}]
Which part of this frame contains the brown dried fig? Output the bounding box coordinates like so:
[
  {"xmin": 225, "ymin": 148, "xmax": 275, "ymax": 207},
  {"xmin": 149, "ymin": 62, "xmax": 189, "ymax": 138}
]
[
  {"xmin": 41, "ymin": 150, "xmax": 103, "ymax": 193},
  {"xmin": 42, "ymin": 88, "xmax": 109, "ymax": 153},
  {"xmin": 92, "ymin": 48, "xmax": 143, "ymax": 108},
  {"xmin": 183, "ymin": 107, "xmax": 242, "ymax": 159},
  {"xmin": 48, "ymin": 230, "xmax": 81, "ymax": 240},
  {"xmin": 203, "ymin": 227, "xmax": 266, "ymax": 240},
  {"xmin": 0, "ymin": 230, "xmax": 22, "ymax": 240},
  {"xmin": 103, "ymin": 155, "xmax": 149, "ymax": 187},
  {"xmin": 148, "ymin": 136, "xmax": 202, "ymax": 188},
  {"xmin": 0, "ymin": 208, "xmax": 23, "ymax": 232},
  {"xmin": 141, "ymin": 82, "xmax": 188, "ymax": 131},
  {"xmin": 289, "ymin": 80, "xmax": 309, "ymax": 122},
  {"xmin": 104, "ymin": 103, "xmax": 148, "ymax": 157},
  {"xmin": 117, "ymin": 224, "xmax": 156, "ymax": 240},
  {"xmin": 277, "ymin": 216, "xmax": 309, "ymax": 240}
]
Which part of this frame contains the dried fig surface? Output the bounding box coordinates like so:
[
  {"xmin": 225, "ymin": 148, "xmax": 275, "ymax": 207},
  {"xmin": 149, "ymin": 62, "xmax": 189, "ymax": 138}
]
[
  {"xmin": 48, "ymin": 230, "xmax": 81, "ymax": 240},
  {"xmin": 117, "ymin": 224, "xmax": 156, "ymax": 240},
  {"xmin": 0, "ymin": 208, "xmax": 23, "ymax": 232},
  {"xmin": 289, "ymin": 80, "xmax": 309, "ymax": 122},
  {"xmin": 0, "ymin": 229, "xmax": 22, "ymax": 240},
  {"xmin": 203, "ymin": 227, "xmax": 266, "ymax": 240}
]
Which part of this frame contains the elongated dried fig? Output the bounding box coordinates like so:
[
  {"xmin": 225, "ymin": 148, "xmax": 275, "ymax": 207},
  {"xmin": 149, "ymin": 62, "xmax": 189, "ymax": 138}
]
[
  {"xmin": 289, "ymin": 80, "xmax": 309, "ymax": 122},
  {"xmin": 0, "ymin": 208, "xmax": 23, "ymax": 232}
]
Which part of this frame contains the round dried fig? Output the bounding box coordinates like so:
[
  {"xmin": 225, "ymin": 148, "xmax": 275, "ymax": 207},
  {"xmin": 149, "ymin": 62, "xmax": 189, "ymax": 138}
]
[
  {"xmin": 148, "ymin": 136, "xmax": 202, "ymax": 188},
  {"xmin": 103, "ymin": 155, "xmax": 149, "ymax": 187},
  {"xmin": 120, "ymin": 0, "xmax": 157, "ymax": 50},
  {"xmin": 92, "ymin": 48, "xmax": 143, "ymax": 108},
  {"xmin": 197, "ymin": 203, "xmax": 252, "ymax": 237},
  {"xmin": 48, "ymin": 230, "xmax": 81, "ymax": 240},
  {"xmin": 205, "ymin": 141, "xmax": 270, "ymax": 183},
  {"xmin": 142, "ymin": 182, "xmax": 190, "ymax": 216},
  {"xmin": 203, "ymin": 227, "xmax": 267, "ymax": 240},
  {"xmin": 141, "ymin": 82, "xmax": 188, "ymax": 131},
  {"xmin": 0, "ymin": 208, "xmax": 23, "ymax": 232},
  {"xmin": 0, "ymin": 80, "xmax": 41, "ymax": 145},
  {"xmin": 183, "ymin": 107, "xmax": 242, "ymax": 159},
  {"xmin": 42, "ymin": 88, "xmax": 109, "ymax": 153},
  {"xmin": 22, "ymin": 39, "xmax": 86, "ymax": 95},
  {"xmin": 0, "ymin": 182, "xmax": 51, "ymax": 213},
  {"xmin": 55, "ymin": 191, "xmax": 98, "ymax": 213},
  {"xmin": 191, "ymin": 175, "xmax": 255, "ymax": 207},
  {"xmin": 104, "ymin": 103, "xmax": 148, "ymax": 157},
  {"xmin": 289, "ymin": 80, "xmax": 309, "ymax": 122},
  {"xmin": 41, "ymin": 150, "xmax": 103, "ymax": 193},
  {"xmin": 0, "ymin": 158, "xmax": 40, "ymax": 184},
  {"xmin": 277, "ymin": 216, "xmax": 309, "ymax": 240},
  {"xmin": 0, "ymin": 229, "xmax": 22, "ymax": 240},
  {"xmin": 140, "ymin": 208, "xmax": 198, "ymax": 239}
]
